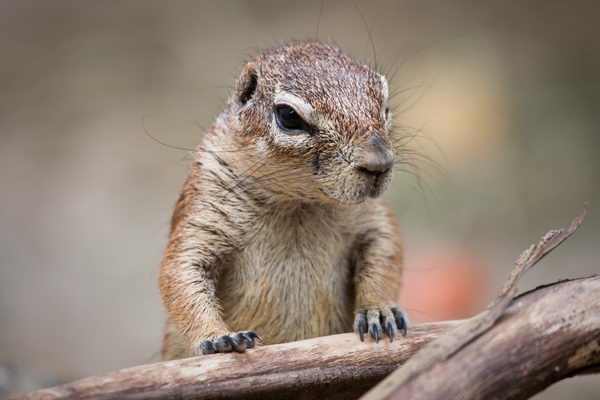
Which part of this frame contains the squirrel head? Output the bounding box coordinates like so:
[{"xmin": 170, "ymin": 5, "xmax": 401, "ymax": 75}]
[{"xmin": 225, "ymin": 42, "xmax": 395, "ymax": 205}]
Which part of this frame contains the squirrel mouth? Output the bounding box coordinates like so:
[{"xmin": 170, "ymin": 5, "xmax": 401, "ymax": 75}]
[
  {"xmin": 366, "ymin": 171, "xmax": 392, "ymax": 198},
  {"xmin": 317, "ymin": 167, "xmax": 392, "ymax": 204}
]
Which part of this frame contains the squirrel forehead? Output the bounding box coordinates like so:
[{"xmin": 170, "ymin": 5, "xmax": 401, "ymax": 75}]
[{"xmin": 254, "ymin": 43, "xmax": 386, "ymax": 111}]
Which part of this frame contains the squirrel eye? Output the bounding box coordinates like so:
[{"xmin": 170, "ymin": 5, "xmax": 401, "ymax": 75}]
[{"xmin": 275, "ymin": 105, "xmax": 306, "ymax": 132}]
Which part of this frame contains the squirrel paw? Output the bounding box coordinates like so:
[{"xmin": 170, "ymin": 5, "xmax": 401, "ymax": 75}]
[
  {"xmin": 195, "ymin": 331, "xmax": 262, "ymax": 356},
  {"xmin": 353, "ymin": 306, "xmax": 409, "ymax": 343}
]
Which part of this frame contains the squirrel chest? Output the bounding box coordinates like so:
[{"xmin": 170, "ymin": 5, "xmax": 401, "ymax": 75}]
[{"xmin": 216, "ymin": 204, "xmax": 356, "ymax": 344}]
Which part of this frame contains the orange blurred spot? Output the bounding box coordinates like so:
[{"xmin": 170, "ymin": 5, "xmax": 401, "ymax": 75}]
[{"xmin": 398, "ymin": 246, "xmax": 490, "ymax": 324}]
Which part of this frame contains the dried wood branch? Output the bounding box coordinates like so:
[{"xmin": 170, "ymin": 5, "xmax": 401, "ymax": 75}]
[
  {"xmin": 361, "ymin": 204, "xmax": 593, "ymax": 400},
  {"xmin": 15, "ymin": 322, "xmax": 456, "ymax": 400}
]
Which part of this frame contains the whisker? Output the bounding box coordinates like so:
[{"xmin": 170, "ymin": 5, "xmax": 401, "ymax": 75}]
[
  {"xmin": 142, "ymin": 115, "xmax": 259, "ymax": 155},
  {"xmin": 387, "ymin": 36, "xmax": 457, "ymax": 85},
  {"xmin": 351, "ymin": 0, "xmax": 377, "ymax": 72},
  {"xmin": 388, "ymin": 83, "xmax": 446, "ymax": 103},
  {"xmin": 142, "ymin": 115, "xmax": 195, "ymax": 152},
  {"xmin": 179, "ymin": 97, "xmax": 207, "ymax": 133},
  {"xmin": 315, "ymin": 0, "xmax": 325, "ymax": 42},
  {"xmin": 221, "ymin": 161, "xmax": 312, "ymax": 199}
]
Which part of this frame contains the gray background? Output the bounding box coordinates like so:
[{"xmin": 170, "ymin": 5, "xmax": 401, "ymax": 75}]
[{"xmin": 0, "ymin": 1, "xmax": 598, "ymax": 398}]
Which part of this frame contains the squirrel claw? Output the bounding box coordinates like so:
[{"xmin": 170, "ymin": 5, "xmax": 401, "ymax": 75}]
[
  {"xmin": 197, "ymin": 340, "xmax": 217, "ymax": 355},
  {"xmin": 391, "ymin": 306, "xmax": 409, "ymax": 337},
  {"xmin": 195, "ymin": 330, "xmax": 262, "ymax": 356},
  {"xmin": 353, "ymin": 306, "xmax": 409, "ymax": 343},
  {"xmin": 239, "ymin": 330, "xmax": 262, "ymax": 348},
  {"xmin": 355, "ymin": 309, "xmax": 368, "ymax": 341}
]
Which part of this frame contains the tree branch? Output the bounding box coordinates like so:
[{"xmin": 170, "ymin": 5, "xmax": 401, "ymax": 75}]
[{"xmin": 15, "ymin": 322, "xmax": 456, "ymax": 400}]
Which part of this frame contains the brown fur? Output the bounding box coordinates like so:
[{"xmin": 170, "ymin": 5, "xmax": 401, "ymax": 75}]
[{"xmin": 159, "ymin": 42, "xmax": 403, "ymax": 360}]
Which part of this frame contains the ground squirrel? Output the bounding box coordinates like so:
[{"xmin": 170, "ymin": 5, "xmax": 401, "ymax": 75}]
[{"xmin": 159, "ymin": 42, "xmax": 408, "ymax": 360}]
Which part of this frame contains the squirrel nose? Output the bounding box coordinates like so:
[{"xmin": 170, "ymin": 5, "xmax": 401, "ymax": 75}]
[{"xmin": 355, "ymin": 136, "xmax": 394, "ymax": 177}]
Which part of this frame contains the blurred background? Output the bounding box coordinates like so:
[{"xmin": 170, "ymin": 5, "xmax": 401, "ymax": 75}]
[{"xmin": 0, "ymin": 0, "xmax": 598, "ymax": 398}]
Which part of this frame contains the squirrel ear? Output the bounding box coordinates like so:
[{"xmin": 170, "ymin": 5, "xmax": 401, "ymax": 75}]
[{"xmin": 238, "ymin": 64, "xmax": 258, "ymax": 106}]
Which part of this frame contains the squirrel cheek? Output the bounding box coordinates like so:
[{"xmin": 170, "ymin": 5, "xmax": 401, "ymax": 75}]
[{"xmin": 270, "ymin": 126, "xmax": 312, "ymax": 149}]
